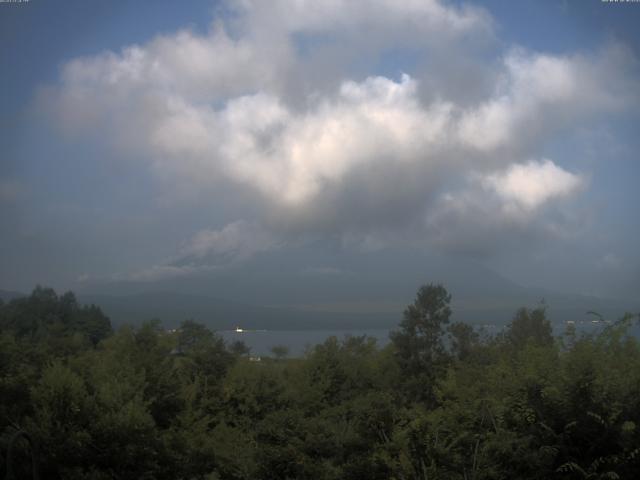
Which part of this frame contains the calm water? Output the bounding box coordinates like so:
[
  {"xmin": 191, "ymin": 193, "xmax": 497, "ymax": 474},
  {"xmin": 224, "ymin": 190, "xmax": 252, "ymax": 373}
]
[{"xmin": 219, "ymin": 321, "xmax": 639, "ymax": 357}]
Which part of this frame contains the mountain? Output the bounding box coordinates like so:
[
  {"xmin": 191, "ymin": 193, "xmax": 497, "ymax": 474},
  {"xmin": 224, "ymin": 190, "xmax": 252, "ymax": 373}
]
[
  {"xmin": 78, "ymin": 292, "xmax": 394, "ymax": 330},
  {"xmin": 76, "ymin": 286, "xmax": 637, "ymax": 332},
  {"xmin": 77, "ymin": 248, "xmax": 638, "ymax": 330},
  {"xmin": 4, "ymin": 249, "xmax": 636, "ymax": 330}
]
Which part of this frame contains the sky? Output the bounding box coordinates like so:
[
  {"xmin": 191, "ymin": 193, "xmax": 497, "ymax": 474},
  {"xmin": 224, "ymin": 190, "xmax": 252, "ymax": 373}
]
[{"xmin": 1, "ymin": 0, "xmax": 639, "ymax": 305}]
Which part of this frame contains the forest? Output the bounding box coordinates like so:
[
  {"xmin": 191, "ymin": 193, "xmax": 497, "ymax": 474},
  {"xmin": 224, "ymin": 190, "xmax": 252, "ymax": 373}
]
[{"xmin": 1, "ymin": 285, "xmax": 639, "ymax": 479}]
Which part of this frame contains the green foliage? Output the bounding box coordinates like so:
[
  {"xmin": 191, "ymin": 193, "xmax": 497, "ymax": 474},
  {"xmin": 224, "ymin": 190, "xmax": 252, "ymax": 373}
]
[
  {"xmin": 506, "ymin": 305, "xmax": 554, "ymax": 349},
  {"xmin": 0, "ymin": 287, "xmax": 112, "ymax": 347},
  {"xmin": 270, "ymin": 344, "xmax": 289, "ymax": 360},
  {"xmin": 390, "ymin": 283, "xmax": 452, "ymax": 405},
  {"xmin": 448, "ymin": 321, "xmax": 480, "ymax": 361},
  {"xmin": 1, "ymin": 286, "xmax": 639, "ymax": 479}
]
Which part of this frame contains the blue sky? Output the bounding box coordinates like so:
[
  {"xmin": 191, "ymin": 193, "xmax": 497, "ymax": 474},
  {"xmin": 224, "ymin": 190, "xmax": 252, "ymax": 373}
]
[{"xmin": 1, "ymin": 0, "xmax": 639, "ymax": 304}]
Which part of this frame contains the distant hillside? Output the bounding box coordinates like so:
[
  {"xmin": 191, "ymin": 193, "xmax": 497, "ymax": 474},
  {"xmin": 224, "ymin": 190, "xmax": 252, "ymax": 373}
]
[
  {"xmin": 5, "ymin": 251, "xmax": 638, "ymax": 332},
  {"xmin": 78, "ymin": 289, "xmax": 638, "ymax": 332},
  {"xmin": 78, "ymin": 292, "xmax": 395, "ymax": 331},
  {"xmin": 76, "ymin": 249, "xmax": 638, "ymax": 330},
  {"xmin": 2, "ymin": 285, "xmax": 636, "ymax": 331}
]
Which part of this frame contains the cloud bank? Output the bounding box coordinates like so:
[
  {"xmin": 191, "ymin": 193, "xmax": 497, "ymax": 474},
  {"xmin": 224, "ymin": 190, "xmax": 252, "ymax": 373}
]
[{"xmin": 43, "ymin": 0, "xmax": 638, "ymax": 278}]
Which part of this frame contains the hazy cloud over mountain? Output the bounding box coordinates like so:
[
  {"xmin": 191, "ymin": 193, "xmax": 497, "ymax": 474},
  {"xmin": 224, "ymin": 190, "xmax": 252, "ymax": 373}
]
[{"xmin": 2, "ymin": 0, "xmax": 639, "ymax": 300}]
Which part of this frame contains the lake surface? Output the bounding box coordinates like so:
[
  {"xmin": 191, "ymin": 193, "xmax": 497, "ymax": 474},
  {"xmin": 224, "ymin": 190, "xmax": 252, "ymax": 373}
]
[
  {"xmin": 219, "ymin": 320, "xmax": 639, "ymax": 357},
  {"xmin": 219, "ymin": 329, "xmax": 392, "ymax": 356}
]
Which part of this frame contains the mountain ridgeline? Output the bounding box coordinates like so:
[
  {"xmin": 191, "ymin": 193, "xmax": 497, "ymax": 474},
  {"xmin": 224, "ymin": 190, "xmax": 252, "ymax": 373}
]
[{"xmin": 1, "ymin": 285, "xmax": 640, "ymax": 479}]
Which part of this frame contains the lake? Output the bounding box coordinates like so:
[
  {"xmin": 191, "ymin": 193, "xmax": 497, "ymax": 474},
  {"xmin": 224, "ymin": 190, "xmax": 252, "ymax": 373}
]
[{"xmin": 219, "ymin": 320, "xmax": 638, "ymax": 357}]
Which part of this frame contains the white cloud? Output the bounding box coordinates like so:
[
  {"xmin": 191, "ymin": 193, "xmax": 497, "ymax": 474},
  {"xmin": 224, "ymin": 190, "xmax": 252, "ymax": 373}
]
[
  {"xmin": 86, "ymin": 221, "xmax": 280, "ymax": 283},
  {"xmin": 217, "ymin": 74, "xmax": 454, "ymax": 206},
  {"xmin": 60, "ymin": 24, "xmax": 282, "ymax": 104},
  {"xmin": 457, "ymin": 47, "xmax": 633, "ymax": 153},
  {"xmin": 481, "ymin": 159, "xmax": 584, "ymax": 213},
  {"xmin": 425, "ymin": 159, "xmax": 585, "ymax": 254},
  {"xmin": 176, "ymin": 220, "xmax": 280, "ymax": 264},
  {"xmin": 118, "ymin": 264, "xmax": 215, "ymax": 283},
  {"xmin": 235, "ymin": 0, "xmax": 493, "ymax": 39},
  {"xmin": 42, "ymin": 0, "xmax": 638, "ymax": 264},
  {"xmin": 77, "ymin": 264, "xmax": 217, "ymax": 284}
]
